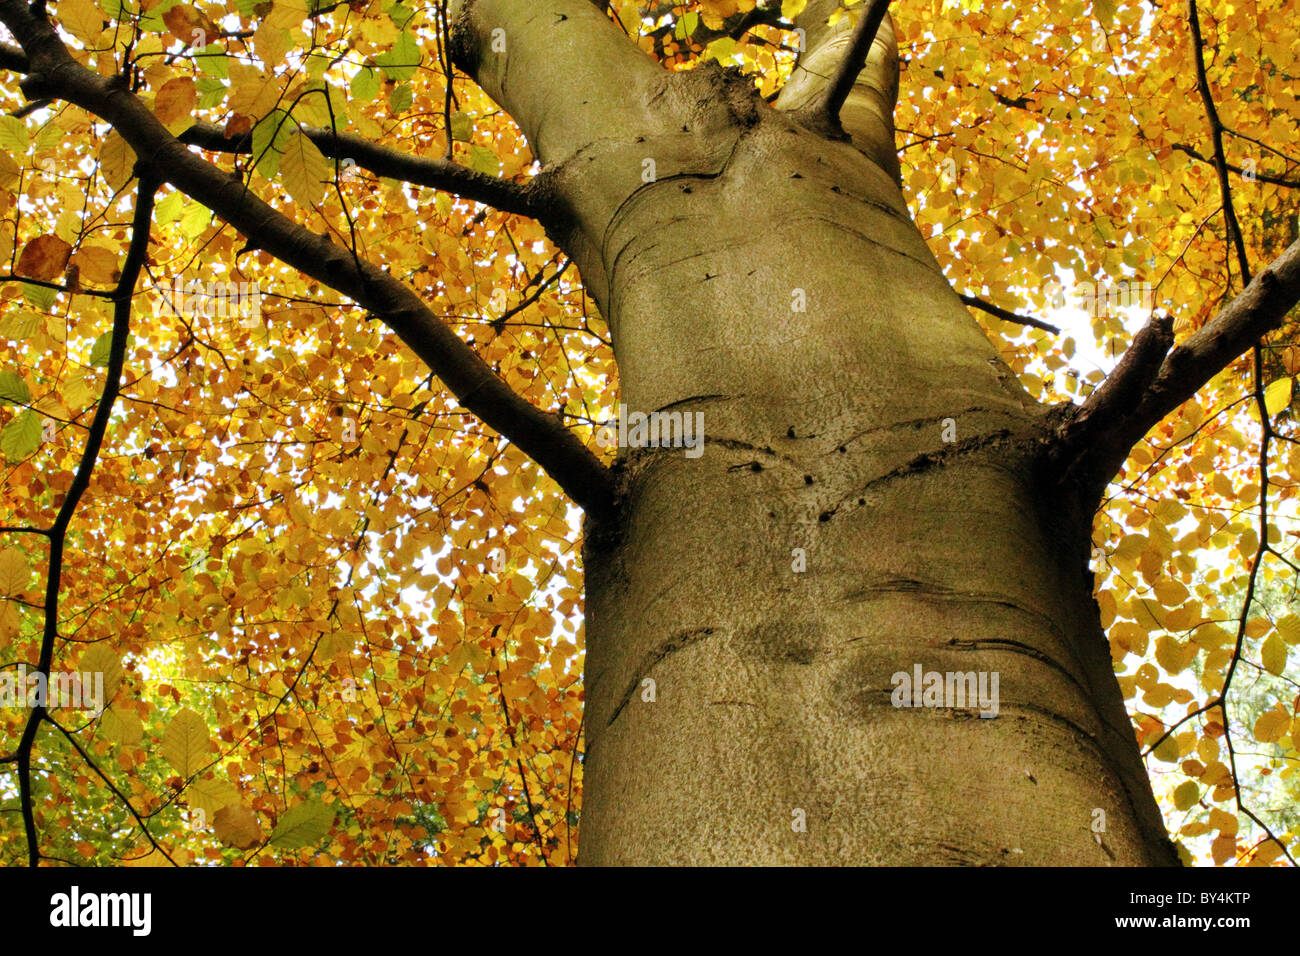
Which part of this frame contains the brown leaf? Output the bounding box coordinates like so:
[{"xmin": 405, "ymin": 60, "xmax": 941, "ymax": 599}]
[
  {"xmin": 70, "ymin": 245, "xmax": 121, "ymax": 285},
  {"xmin": 225, "ymin": 114, "xmax": 253, "ymax": 138},
  {"xmin": 153, "ymin": 77, "xmax": 197, "ymax": 135},
  {"xmin": 214, "ymin": 803, "xmax": 263, "ymax": 849},
  {"xmin": 15, "ymin": 235, "xmax": 72, "ymax": 281},
  {"xmin": 162, "ymin": 5, "xmax": 219, "ymax": 46}
]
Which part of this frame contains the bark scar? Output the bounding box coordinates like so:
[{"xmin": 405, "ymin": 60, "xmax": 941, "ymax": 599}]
[{"xmin": 606, "ymin": 626, "xmax": 717, "ymax": 728}]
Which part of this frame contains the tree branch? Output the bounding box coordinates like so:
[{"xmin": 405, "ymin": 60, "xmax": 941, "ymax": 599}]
[
  {"xmin": 775, "ymin": 0, "xmax": 900, "ymax": 181},
  {"xmin": 1049, "ymin": 312, "xmax": 1173, "ymax": 492},
  {"xmin": 959, "ymin": 293, "xmax": 1060, "ymax": 333},
  {"xmin": 178, "ymin": 122, "xmax": 548, "ymax": 220},
  {"xmin": 1188, "ymin": 0, "xmax": 1251, "ymax": 283},
  {"xmin": 1048, "ymin": 238, "xmax": 1300, "ymax": 502},
  {"xmin": 1171, "ymin": 143, "xmax": 1300, "ymax": 189},
  {"xmin": 0, "ymin": 0, "xmax": 616, "ymax": 520},
  {"xmin": 0, "ymin": 39, "xmax": 26, "ymax": 71},
  {"xmin": 800, "ymin": 0, "xmax": 891, "ymax": 131},
  {"xmin": 14, "ymin": 168, "xmax": 158, "ymax": 867}
]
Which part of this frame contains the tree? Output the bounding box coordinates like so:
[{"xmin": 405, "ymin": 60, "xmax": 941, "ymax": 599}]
[{"xmin": 0, "ymin": 0, "xmax": 1298, "ymax": 866}]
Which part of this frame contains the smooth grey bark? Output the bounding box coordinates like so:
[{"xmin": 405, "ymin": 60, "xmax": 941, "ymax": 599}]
[{"xmin": 447, "ymin": 0, "xmax": 1179, "ymax": 865}]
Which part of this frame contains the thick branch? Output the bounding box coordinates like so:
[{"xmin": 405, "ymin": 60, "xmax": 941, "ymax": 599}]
[
  {"xmin": 774, "ymin": 0, "xmax": 900, "ymax": 182},
  {"xmin": 179, "ymin": 122, "xmax": 548, "ymax": 219},
  {"xmin": 1048, "ymin": 239, "xmax": 1300, "ymax": 500},
  {"xmin": 0, "ymin": 0, "xmax": 616, "ymax": 520},
  {"xmin": 447, "ymin": 0, "xmax": 667, "ymax": 168},
  {"xmin": 1049, "ymin": 312, "xmax": 1173, "ymax": 492},
  {"xmin": 0, "ymin": 39, "xmax": 26, "ymax": 71},
  {"xmin": 802, "ymin": 0, "xmax": 892, "ymax": 130}
]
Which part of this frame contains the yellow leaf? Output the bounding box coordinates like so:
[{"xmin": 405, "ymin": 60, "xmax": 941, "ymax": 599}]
[
  {"xmin": 1153, "ymin": 580, "xmax": 1188, "ymax": 607},
  {"xmin": 781, "ymin": 0, "xmax": 808, "ymax": 17},
  {"xmin": 1278, "ymin": 613, "xmax": 1300, "ymax": 645},
  {"xmin": 81, "ymin": 642, "xmax": 124, "ymax": 704},
  {"xmin": 264, "ymin": 0, "xmax": 309, "ymax": 31},
  {"xmin": 99, "ymin": 706, "xmax": 143, "ymax": 746},
  {"xmin": 279, "ymin": 128, "xmax": 328, "ymax": 208},
  {"xmin": 1260, "ymin": 634, "xmax": 1288, "ymax": 676},
  {"xmin": 0, "ymin": 547, "xmax": 30, "ymax": 594},
  {"xmin": 60, "ymin": 0, "xmax": 106, "ymax": 45},
  {"xmin": 159, "ymin": 707, "xmax": 212, "ymax": 778},
  {"xmin": 124, "ymin": 849, "xmax": 172, "ymax": 867},
  {"xmin": 255, "ymin": 23, "xmax": 290, "ymax": 67},
  {"xmin": 70, "ymin": 244, "xmax": 121, "ymax": 285},
  {"xmin": 1154, "ymin": 635, "xmax": 1194, "ymax": 674},
  {"xmin": 100, "ymin": 129, "xmax": 136, "ymax": 192},
  {"xmin": 153, "ymin": 77, "xmax": 197, "ymax": 136},
  {"xmin": 1254, "ymin": 708, "xmax": 1289, "ymax": 743},
  {"xmin": 0, "ymin": 601, "xmax": 19, "ymax": 649},
  {"xmin": 188, "ymin": 776, "xmax": 241, "ymax": 814},
  {"xmin": 0, "ymin": 149, "xmax": 17, "ymax": 191},
  {"xmin": 1264, "ymin": 377, "xmax": 1292, "ymax": 417}
]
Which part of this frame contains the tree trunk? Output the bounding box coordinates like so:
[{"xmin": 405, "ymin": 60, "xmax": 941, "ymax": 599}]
[{"xmin": 449, "ymin": 0, "xmax": 1179, "ymax": 865}]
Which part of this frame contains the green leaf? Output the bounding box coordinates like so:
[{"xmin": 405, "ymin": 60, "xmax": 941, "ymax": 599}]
[
  {"xmin": 270, "ymin": 800, "xmax": 335, "ymax": 848},
  {"xmin": 22, "ymin": 282, "xmax": 56, "ymax": 311},
  {"xmin": 375, "ymin": 30, "xmax": 420, "ymax": 83},
  {"xmin": 305, "ymin": 51, "xmax": 332, "ymax": 80},
  {"xmin": 251, "ymin": 109, "xmax": 293, "ymax": 179},
  {"xmin": 0, "ymin": 311, "xmax": 41, "ymax": 340},
  {"xmin": 449, "ymin": 112, "xmax": 473, "ymax": 143},
  {"xmin": 195, "ymin": 77, "xmax": 228, "ymax": 109},
  {"xmin": 179, "ymin": 200, "xmax": 210, "ymax": 241},
  {"xmin": 385, "ymin": 1, "xmax": 414, "ymax": 29},
  {"xmin": 0, "ymin": 371, "xmax": 30, "ymax": 405},
  {"xmin": 350, "ymin": 66, "xmax": 379, "ymax": 103},
  {"xmin": 195, "ymin": 44, "xmax": 229, "ymax": 79},
  {"xmin": 468, "ymin": 145, "xmax": 499, "ymax": 177},
  {"xmin": 1, "ymin": 409, "xmax": 42, "ymax": 461},
  {"xmin": 154, "ymin": 190, "xmax": 184, "ymax": 224},
  {"xmin": 703, "ymin": 37, "xmax": 737, "ymax": 62},
  {"xmin": 388, "ymin": 83, "xmax": 412, "ymax": 114},
  {"xmin": 1152, "ymin": 733, "xmax": 1180, "ymax": 763},
  {"xmin": 1173, "ymin": 780, "xmax": 1199, "ymax": 811},
  {"xmin": 89, "ymin": 331, "xmax": 115, "ymax": 367}
]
